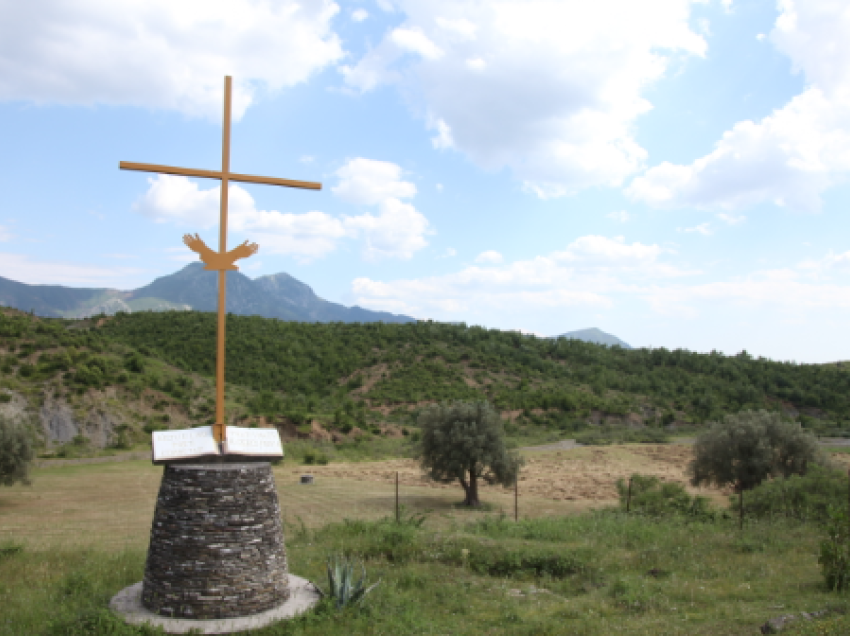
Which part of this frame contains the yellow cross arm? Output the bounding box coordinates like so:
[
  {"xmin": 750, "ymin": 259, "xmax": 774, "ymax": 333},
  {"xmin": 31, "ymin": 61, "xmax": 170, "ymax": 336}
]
[{"xmin": 119, "ymin": 161, "xmax": 322, "ymax": 190}]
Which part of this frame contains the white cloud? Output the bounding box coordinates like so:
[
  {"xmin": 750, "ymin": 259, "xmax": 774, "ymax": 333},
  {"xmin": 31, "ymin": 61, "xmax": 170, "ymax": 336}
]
[
  {"xmin": 133, "ymin": 175, "xmax": 224, "ymax": 229},
  {"xmin": 343, "ymin": 198, "xmax": 431, "ymax": 261},
  {"xmin": 628, "ymin": 0, "xmax": 850, "ymax": 213},
  {"xmin": 351, "ymin": 235, "xmax": 690, "ymax": 317},
  {"xmin": 0, "ymin": 225, "xmax": 14, "ymax": 242},
  {"xmin": 797, "ymin": 250, "xmax": 850, "ymax": 279},
  {"xmin": 0, "ymin": 0, "xmax": 344, "ymax": 121},
  {"xmin": 607, "ymin": 210, "xmax": 630, "ymax": 222},
  {"xmin": 134, "ymin": 157, "xmax": 432, "ymax": 262},
  {"xmin": 437, "ymin": 247, "xmax": 456, "ymax": 258},
  {"xmin": 0, "ymin": 252, "xmax": 145, "ymax": 287},
  {"xmin": 332, "ymin": 158, "xmax": 417, "ymax": 205},
  {"xmin": 352, "ymin": 8, "xmax": 369, "ymax": 22},
  {"xmin": 474, "ymin": 250, "xmax": 503, "ymax": 264},
  {"xmin": 390, "ymin": 27, "xmax": 444, "ymax": 60},
  {"xmin": 340, "ymin": 0, "xmax": 707, "ymax": 198},
  {"xmin": 330, "ymin": 157, "xmax": 431, "ymax": 260},
  {"xmin": 436, "ymin": 183, "xmax": 444, "ymax": 192},
  {"xmin": 678, "ymin": 223, "xmax": 712, "ymax": 235},
  {"xmin": 435, "ymin": 17, "xmax": 478, "ymax": 40},
  {"xmin": 717, "ymin": 212, "xmax": 745, "ymax": 225},
  {"xmin": 299, "ymin": 155, "xmax": 315, "ymax": 164},
  {"xmin": 430, "ymin": 118, "xmax": 455, "ymax": 149}
]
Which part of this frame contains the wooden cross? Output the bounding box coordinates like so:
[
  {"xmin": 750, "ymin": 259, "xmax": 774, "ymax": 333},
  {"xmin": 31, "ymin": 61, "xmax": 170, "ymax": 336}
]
[{"xmin": 120, "ymin": 76, "xmax": 321, "ymax": 444}]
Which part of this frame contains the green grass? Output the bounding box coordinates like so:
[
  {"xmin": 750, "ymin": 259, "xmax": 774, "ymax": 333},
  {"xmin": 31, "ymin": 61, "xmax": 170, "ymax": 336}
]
[{"xmin": 3, "ymin": 510, "xmax": 849, "ymax": 635}]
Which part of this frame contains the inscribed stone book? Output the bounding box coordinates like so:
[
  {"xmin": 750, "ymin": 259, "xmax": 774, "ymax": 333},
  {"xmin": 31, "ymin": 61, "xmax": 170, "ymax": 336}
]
[{"xmin": 152, "ymin": 425, "xmax": 284, "ymax": 465}]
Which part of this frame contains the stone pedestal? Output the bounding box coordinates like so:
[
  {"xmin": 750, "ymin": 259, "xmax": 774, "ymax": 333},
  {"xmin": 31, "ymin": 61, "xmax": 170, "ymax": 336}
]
[{"xmin": 142, "ymin": 463, "xmax": 289, "ymax": 620}]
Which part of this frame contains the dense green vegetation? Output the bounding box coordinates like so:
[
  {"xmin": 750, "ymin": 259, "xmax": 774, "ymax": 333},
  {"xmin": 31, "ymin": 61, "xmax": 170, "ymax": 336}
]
[{"xmin": 4, "ymin": 306, "xmax": 850, "ymax": 451}]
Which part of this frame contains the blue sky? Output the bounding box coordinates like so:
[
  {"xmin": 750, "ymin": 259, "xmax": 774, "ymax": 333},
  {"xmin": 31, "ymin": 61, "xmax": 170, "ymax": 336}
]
[{"xmin": 2, "ymin": 0, "xmax": 850, "ymax": 363}]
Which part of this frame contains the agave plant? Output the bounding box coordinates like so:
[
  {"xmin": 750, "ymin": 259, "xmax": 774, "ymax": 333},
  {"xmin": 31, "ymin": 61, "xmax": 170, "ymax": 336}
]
[{"xmin": 316, "ymin": 554, "xmax": 381, "ymax": 609}]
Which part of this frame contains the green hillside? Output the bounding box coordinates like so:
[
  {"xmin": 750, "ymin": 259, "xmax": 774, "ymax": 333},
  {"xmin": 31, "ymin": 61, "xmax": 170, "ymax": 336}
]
[{"xmin": 3, "ymin": 307, "xmax": 850, "ymax": 452}]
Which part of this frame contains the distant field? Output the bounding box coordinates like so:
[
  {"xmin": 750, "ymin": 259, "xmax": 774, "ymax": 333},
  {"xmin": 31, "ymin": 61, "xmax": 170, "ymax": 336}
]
[
  {"xmin": 0, "ymin": 444, "xmax": 768, "ymax": 550},
  {"xmin": 7, "ymin": 445, "xmax": 850, "ymax": 550}
]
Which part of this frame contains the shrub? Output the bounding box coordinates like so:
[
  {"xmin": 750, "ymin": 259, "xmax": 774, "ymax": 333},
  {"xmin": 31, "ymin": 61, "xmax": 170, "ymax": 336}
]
[
  {"xmin": 741, "ymin": 464, "xmax": 847, "ymax": 523},
  {"xmin": 0, "ymin": 414, "xmax": 34, "ymax": 486},
  {"xmin": 303, "ymin": 451, "xmax": 329, "ymax": 465},
  {"xmin": 616, "ymin": 474, "xmax": 715, "ymax": 519},
  {"xmin": 819, "ymin": 507, "xmax": 850, "ymax": 591},
  {"xmin": 451, "ymin": 543, "xmax": 592, "ymax": 579}
]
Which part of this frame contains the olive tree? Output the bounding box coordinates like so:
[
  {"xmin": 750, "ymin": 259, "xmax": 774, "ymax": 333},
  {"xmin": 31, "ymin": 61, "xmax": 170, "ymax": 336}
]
[
  {"xmin": 416, "ymin": 401, "xmax": 523, "ymax": 507},
  {"xmin": 688, "ymin": 409, "xmax": 825, "ymax": 526},
  {"xmin": 0, "ymin": 413, "xmax": 35, "ymax": 486}
]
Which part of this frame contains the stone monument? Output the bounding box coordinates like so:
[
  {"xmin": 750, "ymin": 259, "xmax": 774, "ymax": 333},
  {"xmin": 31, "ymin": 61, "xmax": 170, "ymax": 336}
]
[{"xmin": 110, "ymin": 76, "xmax": 322, "ymax": 633}]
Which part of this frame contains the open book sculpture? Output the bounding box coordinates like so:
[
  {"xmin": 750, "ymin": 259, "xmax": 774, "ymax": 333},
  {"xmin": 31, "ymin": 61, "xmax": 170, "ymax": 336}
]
[{"xmin": 152, "ymin": 425, "xmax": 284, "ymax": 465}]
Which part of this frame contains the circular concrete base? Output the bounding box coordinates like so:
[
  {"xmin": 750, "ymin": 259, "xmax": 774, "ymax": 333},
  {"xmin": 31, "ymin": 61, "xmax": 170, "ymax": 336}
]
[{"xmin": 110, "ymin": 575, "xmax": 322, "ymax": 635}]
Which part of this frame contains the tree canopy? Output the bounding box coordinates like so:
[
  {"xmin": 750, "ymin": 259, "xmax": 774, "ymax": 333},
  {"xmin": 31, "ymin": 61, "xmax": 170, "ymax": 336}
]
[
  {"xmin": 416, "ymin": 401, "xmax": 523, "ymax": 507},
  {"xmin": 688, "ymin": 409, "xmax": 824, "ymax": 494}
]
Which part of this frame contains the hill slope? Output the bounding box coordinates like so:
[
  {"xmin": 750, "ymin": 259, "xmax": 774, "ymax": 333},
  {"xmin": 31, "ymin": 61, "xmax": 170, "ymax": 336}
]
[{"xmin": 1, "ymin": 307, "xmax": 847, "ymax": 455}]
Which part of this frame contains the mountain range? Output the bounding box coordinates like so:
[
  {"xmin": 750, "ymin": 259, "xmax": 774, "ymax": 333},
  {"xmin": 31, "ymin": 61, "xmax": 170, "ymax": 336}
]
[
  {"xmin": 0, "ymin": 263, "xmax": 415, "ymax": 324},
  {"xmin": 0, "ymin": 265, "xmax": 635, "ymax": 347}
]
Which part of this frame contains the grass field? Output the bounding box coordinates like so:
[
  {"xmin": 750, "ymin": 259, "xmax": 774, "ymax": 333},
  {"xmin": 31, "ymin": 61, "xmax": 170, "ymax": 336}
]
[{"xmin": 2, "ymin": 445, "xmax": 850, "ymax": 634}]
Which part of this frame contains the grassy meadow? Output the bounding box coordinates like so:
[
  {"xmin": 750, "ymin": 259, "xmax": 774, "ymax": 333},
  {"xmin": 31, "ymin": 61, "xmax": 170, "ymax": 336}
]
[{"xmin": 3, "ymin": 447, "xmax": 850, "ymax": 635}]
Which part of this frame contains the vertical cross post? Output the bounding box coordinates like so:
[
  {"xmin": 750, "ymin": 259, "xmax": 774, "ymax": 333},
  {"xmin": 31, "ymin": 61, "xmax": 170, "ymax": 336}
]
[
  {"xmin": 215, "ymin": 77, "xmax": 233, "ymax": 446},
  {"xmin": 119, "ymin": 75, "xmax": 322, "ymax": 444}
]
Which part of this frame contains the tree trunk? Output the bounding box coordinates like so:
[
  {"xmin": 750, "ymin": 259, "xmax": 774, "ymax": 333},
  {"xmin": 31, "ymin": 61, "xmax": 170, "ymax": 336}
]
[{"xmin": 461, "ymin": 468, "xmax": 481, "ymax": 507}]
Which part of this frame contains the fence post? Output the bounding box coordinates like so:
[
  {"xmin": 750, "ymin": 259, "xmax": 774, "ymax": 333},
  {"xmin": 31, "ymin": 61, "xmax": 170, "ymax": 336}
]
[
  {"xmin": 739, "ymin": 488, "xmax": 744, "ymax": 531},
  {"xmin": 395, "ymin": 471, "xmax": 400, "ymax": 524},
  {"xmin": 626, "ymin": 476, "xmax": 633, "ymax": 513}
]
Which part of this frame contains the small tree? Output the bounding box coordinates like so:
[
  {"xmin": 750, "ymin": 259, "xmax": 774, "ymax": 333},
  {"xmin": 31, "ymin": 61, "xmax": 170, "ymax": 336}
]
[
  {"xmin": 688, "ymin": 410, "xmax": 825, "ymax": 526},
  {"xmin": 0, "ymin": 413, "xmax": 35, "ymax": 486},
  {"xmin": 416, "ymin": 401, "xmax": 523, "ymax": 507}
]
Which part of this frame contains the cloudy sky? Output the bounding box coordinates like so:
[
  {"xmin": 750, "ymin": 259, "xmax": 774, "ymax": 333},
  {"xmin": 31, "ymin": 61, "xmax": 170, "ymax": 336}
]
[{"xmin": 1, "ymin": 0, "xmax": 849, "ymax": 363}]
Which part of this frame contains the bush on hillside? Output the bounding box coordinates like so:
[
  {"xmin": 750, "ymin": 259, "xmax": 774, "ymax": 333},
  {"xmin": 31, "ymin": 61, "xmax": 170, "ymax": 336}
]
[
  {"xmin": 0, "ymin": 414, "xmax": 34, "ymax": 486},
  {"xmin": 736, "ymin": 464, "xmax": 846, "ymax": 523},
  {"xmin": 616, "ymin": 474, "xmax": 716, "ymax": 519},
  {"xmin": 819, "ymin": 506, "xmax": 850, "ymax": 591}
]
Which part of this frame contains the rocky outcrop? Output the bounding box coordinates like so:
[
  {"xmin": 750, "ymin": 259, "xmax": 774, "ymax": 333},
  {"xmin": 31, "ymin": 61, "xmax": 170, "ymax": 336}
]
[
  {"xmin": 39, "ymin": 391, "xmax": 79, "ymax": 444},
  {"xmin": 1, "ymin": 387, "xmax": 129, "ymax": 449}
]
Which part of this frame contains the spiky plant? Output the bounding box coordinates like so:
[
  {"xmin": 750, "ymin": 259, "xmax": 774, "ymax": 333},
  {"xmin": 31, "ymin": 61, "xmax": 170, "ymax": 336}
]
[{"xmin": 316, "ymin": 554, "xmax": 381, "ymax": 610}]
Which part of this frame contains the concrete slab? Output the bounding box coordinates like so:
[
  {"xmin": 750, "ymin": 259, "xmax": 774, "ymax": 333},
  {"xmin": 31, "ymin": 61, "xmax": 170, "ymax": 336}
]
[{"xmin": 109, "ymin": 575, "xmax": 322, "ymax": 634}]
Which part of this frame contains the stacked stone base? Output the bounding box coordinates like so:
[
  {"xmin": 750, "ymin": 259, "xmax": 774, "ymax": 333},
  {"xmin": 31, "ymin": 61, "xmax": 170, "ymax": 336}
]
[{"xmin": 142, "ymin": 463, "xmax": 289, "ymax": 620}]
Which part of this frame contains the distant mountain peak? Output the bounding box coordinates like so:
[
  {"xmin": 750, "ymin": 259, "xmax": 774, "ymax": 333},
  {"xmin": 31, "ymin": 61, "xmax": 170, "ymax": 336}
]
[{"xmin": 550, "ymin": 327, "xmax": 632, "ymax": 349}]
